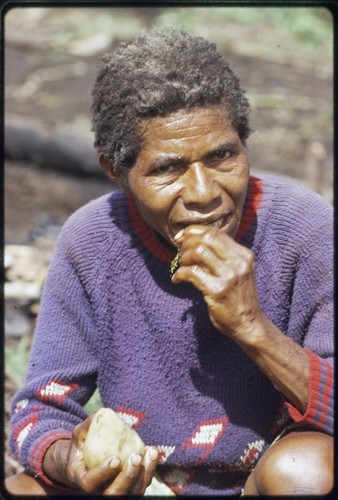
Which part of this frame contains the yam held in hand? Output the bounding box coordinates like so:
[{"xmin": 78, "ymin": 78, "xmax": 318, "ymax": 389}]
[
  {"xmin": 82, "ymin": 408, "xmax": 175, "ymax": 495},
  {"xmin": 82, "ymin": 408, "xmax": 145, "ymax": 469}
]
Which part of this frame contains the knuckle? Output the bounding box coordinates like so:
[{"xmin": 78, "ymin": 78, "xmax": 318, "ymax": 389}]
[
  {"xmin": 240, "ymin": 247, "xmax": 255, "ymax": 264},
  {"xmin": 224, "ymin": 266, "xmax": 237, "ymax": 283},
  {"xmin": 191, "ymin": 264, "xmax": 202, "ymax": 276},
  {"xmin": 246, "ymin": 251, "xmax": 255, "ymax": 267},
  {"xmin": 194, "ymin": 245, "xmax": 212, "ymax": 262},
  {"xmin": 195, "ymin": 243, "xmax": 205, "ymax": 255},
  {"xmin": 203, "ymin": 231, "xmax": 214, "ymax": 244},
  {"xmin": 240, "ymin": 259, "xmax": 252, "ymax": 276},
  {"xmin": 213, "ymin": 282, "xmax": 228, "ymax": 298},
  {"xmin": 229, "ymin": 256, "xmax": 252, "ymax": 278}
]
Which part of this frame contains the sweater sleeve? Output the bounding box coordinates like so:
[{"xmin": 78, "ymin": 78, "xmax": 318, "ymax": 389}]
[
  {"xmin": 9, "ymin": 220, "xmax": 100, "ymax": 484},
  {"xmin": 285, "ymin": 349, "xmax": 333, "ymax": 433},
  {"xmin": 282, "ymin": 190, "xmax": 333, "ymax": 434}
]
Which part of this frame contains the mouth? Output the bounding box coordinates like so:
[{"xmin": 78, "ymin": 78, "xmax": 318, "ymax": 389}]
[
  {"xmin": 170, "ymin": 214, "xmax": 232, "ymax": 272},
  {"xmin": 176, "ymin": 215, "xmax": 229, "ymax": 232}
]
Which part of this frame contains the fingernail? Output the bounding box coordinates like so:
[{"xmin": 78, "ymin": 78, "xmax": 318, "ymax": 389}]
[
  {"xmin": 131, "ymin": 453, "xmax": 143, "ymax": 467},
  {"xmin": 148, "ymin": 447, "xmax": 158, "ymax": 461},
  {"xmin": 174, "ymin": 229, "xmax": 184, "ymax": 240},
  {"xmin": 109, "ymin": 456, "xmax": 120, "ymax": 469}
]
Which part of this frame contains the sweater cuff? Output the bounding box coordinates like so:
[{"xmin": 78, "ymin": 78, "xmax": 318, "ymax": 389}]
[
  {"xmin": 285, "ymin": 348, "xmax": 333, "ymax": 434},
  {"xmin": 30, "ymin": 429, "xmax": 72, "ymax": 487}
]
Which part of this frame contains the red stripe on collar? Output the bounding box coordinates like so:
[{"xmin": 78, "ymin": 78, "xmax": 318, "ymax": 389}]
[{"xmin": 127, "ymin": 176, "xmax": 263, "ymax": 261}]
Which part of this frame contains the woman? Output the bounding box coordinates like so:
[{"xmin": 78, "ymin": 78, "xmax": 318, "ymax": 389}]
[{"xmin": 7, "ymin": 29, "xmax": 333, "ymax": 496}]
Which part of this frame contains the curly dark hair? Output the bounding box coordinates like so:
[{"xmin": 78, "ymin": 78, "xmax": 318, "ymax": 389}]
[{"xmin": 91, "ymin": 28, "xmax": 251, "ymax": 177}]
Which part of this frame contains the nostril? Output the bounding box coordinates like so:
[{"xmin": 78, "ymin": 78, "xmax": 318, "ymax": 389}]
[{"xmin": 183, "ymin": 191, "xmax": 222, "ymax": 209}]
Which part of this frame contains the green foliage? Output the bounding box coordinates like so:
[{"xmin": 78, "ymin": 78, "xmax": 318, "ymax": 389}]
[
  {"xmin": 84, "ymin": 389, "xmax": 103, "ymax": 415},
  {"xmin": 262, "ymin": 7, "xmax": 332, "ymax": 48},
  {"xmin": 5, "ymin": 337, "xmax": 30, "ymax": 386},
  {"xmin": 6, "ymin": 336, "xmax": 102, "ymax": 415},
  {"xmin": 155, "ymin": 6, "xmax": 332, "ymax": 54}
]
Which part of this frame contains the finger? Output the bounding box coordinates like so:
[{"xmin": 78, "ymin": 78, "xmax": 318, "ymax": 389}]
[
  {"xmin": 102, "ymin": 453, "xmax": 144, "ymax": 495},
  {"xmin": 205, "ymin": 233, "xmax": 254, "ymax": 264},
  {"xmin": 69, "ymin": 451, "xmax": 122, "ymax": 493},
  {"xmin": 81, "ymin": 456, "xmax": 122, "ymax": 493},
  {"xmin": 178, "ymin": 244, "xmax": 221, "ymax": 276},
  {"xmin": 190, "ymin": 230, "xmax": 250, "ymax": 262},
  {"xmin": 72, "ymin": 414, "xmax": 95, "ymax": 447},
  {"xmin": 175, "ymin": 252, "xmax": 256, "ymax": 295},
  {"xmin": 130, "ymin": 446, "xmax": 159, "ymax": 495},
  {"xmin": 177, "ymin": 224, "xmax": 252, "ymax": 263},
  {"xmin": 172, "ymin": 263, "xmax": 226, "ymax": 297},
  {"xmin": 174, "ymin": 225, "xmax": 207, "ymax": 243}
]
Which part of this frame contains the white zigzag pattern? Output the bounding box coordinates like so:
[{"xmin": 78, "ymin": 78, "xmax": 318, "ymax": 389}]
[
  {"xmin": 191, "ymin": 423, "xmax": 223, "ymax": 445},
  {"xmin": 17, "ymin": 422, "xmax": 33, "ymax": 450},
  {"xmin": 15, "ymin": 399, "xmax": 29, "ymax": 412},
  {"xmin": 40, "ymin": 382, "xmax": 72, "ymax": 397},
  {"xmin": 116, "ymin": 411, "xmax": 138, "ymax": 428},
  {"xmin": 240, "ymin": 439, "xmax": 265, "ymax": 465},
  {"xmin": 157, "ymin": 445, "xmax": 176, "ymax": 463}
]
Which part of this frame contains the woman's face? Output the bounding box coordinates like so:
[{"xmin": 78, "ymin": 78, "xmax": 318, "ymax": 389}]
[{"xmin": 118, "ymin": 107, "xmax": 250, "ymax": 248}]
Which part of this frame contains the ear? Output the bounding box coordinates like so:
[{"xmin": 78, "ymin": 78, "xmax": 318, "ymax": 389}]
[{"xmin": 99, "ymin": 153, "xmax": 128, "ymax": 192}]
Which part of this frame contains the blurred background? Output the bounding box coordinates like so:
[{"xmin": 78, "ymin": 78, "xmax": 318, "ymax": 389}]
[{"xmin": 4, "ymin": 5, "xmax": 333, "ymax": 477}]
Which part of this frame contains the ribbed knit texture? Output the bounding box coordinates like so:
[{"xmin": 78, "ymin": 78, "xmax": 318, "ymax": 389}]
[{"xmin": 9, "ymin": 175, "xmax": 333, "ymax": 496}]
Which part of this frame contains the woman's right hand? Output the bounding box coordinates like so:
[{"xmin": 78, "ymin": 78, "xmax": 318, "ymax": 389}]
[{"xmin": 42, "ymin": 414, "xmax": 159, "ymax": 495}]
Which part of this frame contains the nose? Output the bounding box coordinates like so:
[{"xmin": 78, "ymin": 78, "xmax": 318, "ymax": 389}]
[{"xmin": 181, "ymin": 162, "xmax": 221, "ymax": 209}]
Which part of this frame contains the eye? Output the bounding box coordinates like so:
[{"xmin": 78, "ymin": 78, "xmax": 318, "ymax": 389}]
[
  {"xmin": 153, "ymin": 164, "xmax": 179, "ymax": 175},
  {"xmin": 213, "ymin": 148, "xmax": 231, "ymax": 160}
]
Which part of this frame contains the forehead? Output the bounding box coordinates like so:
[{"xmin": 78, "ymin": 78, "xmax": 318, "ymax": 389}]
[{"xmin": 138, "ymin": 107, "xmax": 238, "ymax": 157}]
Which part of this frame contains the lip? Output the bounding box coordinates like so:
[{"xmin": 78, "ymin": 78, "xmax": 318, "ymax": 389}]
[{"xmin": 173, "ymin": 213, "xmax": 233, "ymax": 236}]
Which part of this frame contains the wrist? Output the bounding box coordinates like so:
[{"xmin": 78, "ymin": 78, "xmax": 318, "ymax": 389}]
[
  {"xmin": 42, "ymin": 439, "xmax": 72, "ymax": 486},
  {"xmin": 231, "ymin": 313, "xmax": 272, "ymax": 351}
]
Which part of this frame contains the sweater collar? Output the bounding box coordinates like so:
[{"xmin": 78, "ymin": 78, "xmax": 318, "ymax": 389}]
[{"xmin": 127, "ymin": 175, "xmax": 263, "ymax": 264}]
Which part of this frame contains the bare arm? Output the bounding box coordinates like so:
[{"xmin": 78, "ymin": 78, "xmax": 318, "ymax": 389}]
[{"xmin": 234, "ymin": 314, "xmax": 309, "ymax": 412}]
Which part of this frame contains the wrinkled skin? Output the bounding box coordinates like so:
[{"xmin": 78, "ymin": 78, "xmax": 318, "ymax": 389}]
[
  {"xmin": 39, "ymin": 414, "xmax": 159, "ymax": 495},
  {"xmin": 6, "ymin": 107, "xmax": 332, "ymax": 495},
  {"xmin": 172, "ymin": 224, "xmax": 261, "ymax": 340},
  {"xmin": 108, "ymin": 107, "xmax": 251, "ymax": 248},
  {"xmin": 103, "ymin": 107, "xmax": 311, "ymax": 412}
]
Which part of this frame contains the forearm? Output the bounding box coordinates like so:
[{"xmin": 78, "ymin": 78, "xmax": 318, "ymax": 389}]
[{"xmin": 235, "ymin": 314, "xmax": 309, "ymax": 413}]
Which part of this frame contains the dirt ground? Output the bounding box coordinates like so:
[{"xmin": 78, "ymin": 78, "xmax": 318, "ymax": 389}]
[
  {"xmin": 5, "ymin": 48, "xmax": 333, "ymax": 245},
  {"xmin": 5, "ymin": 9, "xmax": 333, "ymax": 247},
  {"xmin": 3, "ymin": 6, "xmax": 333, "ymax": 480}
]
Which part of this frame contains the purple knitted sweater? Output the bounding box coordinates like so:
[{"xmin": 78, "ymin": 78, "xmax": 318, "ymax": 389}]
[{"xmin": 9, "ymin": 175, "xmax": 333, "ymax": 496}]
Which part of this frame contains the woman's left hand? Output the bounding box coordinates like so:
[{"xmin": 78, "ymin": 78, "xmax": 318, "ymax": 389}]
[{"xmin": 172, "ymin": 225, "xmax": 264, "ymax": 344}]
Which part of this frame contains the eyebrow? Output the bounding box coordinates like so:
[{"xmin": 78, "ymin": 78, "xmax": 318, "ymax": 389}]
[
  {"xmin": 207, "ymin": 141, "xmax": 240, "ymax": 154},
  {"xmin": 148, "ymin": 140, "xmax": 240, "ymax": 170},
  {"xmin": 148, "ymin": 153, "xmax": 185, "ymax": 170}
]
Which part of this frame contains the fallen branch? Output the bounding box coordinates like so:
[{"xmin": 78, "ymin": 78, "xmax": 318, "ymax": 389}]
[{"xmin": 5, "ymin": 124, "xmax": 105, "ymax": 178}]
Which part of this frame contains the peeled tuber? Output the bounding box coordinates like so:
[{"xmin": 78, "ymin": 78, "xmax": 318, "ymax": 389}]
[
  {"xmin": 82, "ymin": 407, "xmax": 145, "ymax": 469},
  {"xmin": 82, "ymin": 408, "xmax": 175, "ymax": 495}
]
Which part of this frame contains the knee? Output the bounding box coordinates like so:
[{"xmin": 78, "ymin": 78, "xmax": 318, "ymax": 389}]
[{"xmin": 251, "ymin": 431, "xmax": 333, "ymax": 495}]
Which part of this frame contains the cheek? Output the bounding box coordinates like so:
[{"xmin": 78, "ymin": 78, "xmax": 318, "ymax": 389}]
[
  {"xmin": 133, "ymin": 194, "xmax": 171, "ymax": 230},
  {"xmin": 233, "ymin": 166, "xmax": 250, "ymax": 200},
  {"xmin": 133, "ymin": 179, "xmax": 178, "ymax": 213},
  {"xmin": 220, "ymin": 175, "xmax": 249, "ymax": 205}
]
